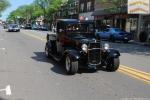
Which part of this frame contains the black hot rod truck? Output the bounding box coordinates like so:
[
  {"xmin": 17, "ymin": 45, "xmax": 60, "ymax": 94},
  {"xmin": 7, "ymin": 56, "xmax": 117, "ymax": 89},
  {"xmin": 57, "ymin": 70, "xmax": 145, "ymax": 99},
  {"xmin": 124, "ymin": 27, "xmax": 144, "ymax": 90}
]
[{"xmin": 45, "ymin": 19, "xmax": 120, "ymax": 74}]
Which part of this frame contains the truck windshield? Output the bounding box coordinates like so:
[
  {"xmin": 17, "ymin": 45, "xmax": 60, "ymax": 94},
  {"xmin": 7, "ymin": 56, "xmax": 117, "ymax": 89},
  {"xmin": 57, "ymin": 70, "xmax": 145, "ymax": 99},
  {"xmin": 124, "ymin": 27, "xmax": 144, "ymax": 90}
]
[{"xmin": 66, "ymin": 23, "xmax": 94, "ymax": 33}]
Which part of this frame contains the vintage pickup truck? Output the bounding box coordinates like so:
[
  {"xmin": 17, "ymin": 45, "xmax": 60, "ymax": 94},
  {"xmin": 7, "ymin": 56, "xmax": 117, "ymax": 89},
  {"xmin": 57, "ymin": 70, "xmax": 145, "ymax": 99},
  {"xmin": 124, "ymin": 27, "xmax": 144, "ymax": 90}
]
[{"xmin": 45, "ymin": 19, "xmax": 120, "ymax": 74}]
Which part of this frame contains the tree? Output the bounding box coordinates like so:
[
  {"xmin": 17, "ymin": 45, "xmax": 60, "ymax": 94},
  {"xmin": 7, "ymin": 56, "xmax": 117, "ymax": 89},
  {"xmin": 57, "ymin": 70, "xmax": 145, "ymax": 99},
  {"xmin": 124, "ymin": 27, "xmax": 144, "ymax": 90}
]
[
  {"xmin": 46, "ymin": 0, "xmax": 62, "ymax": 20},
  {"xmin": 34, "ymin": 0, "xmax": 50, "ymax": 18},
  {"xmin": 7, "ymin": 0, "xmax": 66, "ymax": 24},
  {"xmin": 7, "ymin": 5, "xmax": 34, "ymax": 23},
  {"xmin": 0, "ymin": 0, "xmax": 10, "ymax": 16}
]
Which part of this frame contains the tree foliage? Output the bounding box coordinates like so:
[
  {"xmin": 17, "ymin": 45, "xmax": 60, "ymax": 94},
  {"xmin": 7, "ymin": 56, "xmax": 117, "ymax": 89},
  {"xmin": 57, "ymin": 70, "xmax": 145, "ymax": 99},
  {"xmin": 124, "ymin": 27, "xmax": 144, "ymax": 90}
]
[
  {"xmin": 7, "ymin": 0, "xmax": 68, "ymax": 22},
  {"xmin": 0, "ymin": 0, "xmax": 10, "ymax": 16}
]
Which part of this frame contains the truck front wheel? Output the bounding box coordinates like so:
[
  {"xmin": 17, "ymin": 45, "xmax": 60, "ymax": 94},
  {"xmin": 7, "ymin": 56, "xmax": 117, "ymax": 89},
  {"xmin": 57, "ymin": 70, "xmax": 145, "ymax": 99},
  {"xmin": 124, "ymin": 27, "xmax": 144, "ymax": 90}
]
[
  {"xmin": 106, "ymin": 58, "xmax": 120, "ymax": 71},
  {"xmin": 65, "ymin": 55, "xmax": 78, "ymax": 75},
  {"xmin": 45, "ymin": 44, "xmax": 50, "ymax": 58}
]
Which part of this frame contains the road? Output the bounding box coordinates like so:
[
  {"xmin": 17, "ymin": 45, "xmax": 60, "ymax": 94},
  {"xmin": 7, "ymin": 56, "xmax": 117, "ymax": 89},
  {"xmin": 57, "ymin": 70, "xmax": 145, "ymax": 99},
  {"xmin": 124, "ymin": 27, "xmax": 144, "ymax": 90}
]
[{"xmin": 0, "ymin": 27, "xmax": 149, "ymax": 100}]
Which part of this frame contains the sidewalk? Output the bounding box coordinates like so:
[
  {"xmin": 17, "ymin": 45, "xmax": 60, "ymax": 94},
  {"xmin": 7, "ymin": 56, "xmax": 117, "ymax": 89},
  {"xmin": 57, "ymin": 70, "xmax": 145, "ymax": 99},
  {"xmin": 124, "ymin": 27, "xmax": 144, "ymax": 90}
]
[{"xmin": 130, "ymin": 40, "xmax": 150, "ymax": 46}]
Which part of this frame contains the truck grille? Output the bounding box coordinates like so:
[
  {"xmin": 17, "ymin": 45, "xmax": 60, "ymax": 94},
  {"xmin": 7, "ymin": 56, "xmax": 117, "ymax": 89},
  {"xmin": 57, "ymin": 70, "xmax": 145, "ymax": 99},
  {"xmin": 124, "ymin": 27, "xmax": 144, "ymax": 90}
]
[{"xmin": 88, "ymin": 43, "xmax": 101, "ymax": 65}]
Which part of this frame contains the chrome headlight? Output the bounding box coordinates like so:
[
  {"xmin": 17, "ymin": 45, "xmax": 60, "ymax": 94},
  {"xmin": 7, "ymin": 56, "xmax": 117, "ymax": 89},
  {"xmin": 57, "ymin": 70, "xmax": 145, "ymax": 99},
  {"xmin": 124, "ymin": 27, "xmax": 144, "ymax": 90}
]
[
  {"xmin": 81, "ymin": 44, "xmax": 88, "ymax": 53},
  {"xmin": 104, "ymin": 43, "xmax": 109, "ymax": 50}
]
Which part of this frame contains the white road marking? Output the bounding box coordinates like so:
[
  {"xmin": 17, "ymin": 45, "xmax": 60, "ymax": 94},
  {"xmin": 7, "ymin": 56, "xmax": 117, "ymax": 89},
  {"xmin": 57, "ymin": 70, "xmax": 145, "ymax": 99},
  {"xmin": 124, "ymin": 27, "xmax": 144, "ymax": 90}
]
[
  {"xmin": 0, "ymin": 85, "xmax": 12, "ymax": 96},
  {"xmin": 0, "ymin": 48, "xmax": 6, "ymax": 50}
]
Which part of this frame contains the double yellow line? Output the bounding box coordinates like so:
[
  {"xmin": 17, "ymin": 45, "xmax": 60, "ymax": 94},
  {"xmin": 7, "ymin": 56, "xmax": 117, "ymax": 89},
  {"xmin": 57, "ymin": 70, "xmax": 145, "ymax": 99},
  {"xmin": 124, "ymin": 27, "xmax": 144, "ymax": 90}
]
[
  {"xmin": 22, "ymin": 31, "xmax": 150, "ymax": 84},
  {"xmin": 119, "ymin": 65, "xmax": 150, "ymax": 84}
]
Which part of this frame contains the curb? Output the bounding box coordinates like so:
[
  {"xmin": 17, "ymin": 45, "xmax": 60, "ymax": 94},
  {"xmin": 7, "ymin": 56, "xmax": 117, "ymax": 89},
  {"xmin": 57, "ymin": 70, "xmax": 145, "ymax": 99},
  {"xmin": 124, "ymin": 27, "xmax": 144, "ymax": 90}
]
[{"xmin": 131, "ymin": 41, "xmax": 150, "ymax": 46}]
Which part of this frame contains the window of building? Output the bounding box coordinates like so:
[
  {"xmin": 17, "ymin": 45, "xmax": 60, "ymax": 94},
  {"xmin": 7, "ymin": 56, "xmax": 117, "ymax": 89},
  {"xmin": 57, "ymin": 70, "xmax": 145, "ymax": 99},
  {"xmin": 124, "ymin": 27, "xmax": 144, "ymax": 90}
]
[
  {"xmin": 80, "ymin": 3, "xmax": 84, "ymax": 12},
  {"xmin": 87, "ymin": 1, "xmax": 91, "ymax": 11}
]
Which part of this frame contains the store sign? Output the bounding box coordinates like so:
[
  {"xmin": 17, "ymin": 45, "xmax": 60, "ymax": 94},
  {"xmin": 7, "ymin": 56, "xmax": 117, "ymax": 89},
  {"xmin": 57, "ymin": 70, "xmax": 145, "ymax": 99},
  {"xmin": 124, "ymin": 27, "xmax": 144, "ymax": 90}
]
[{"xmin": 128, "ymin": 0, "xmax": 150, "ymax": 14}]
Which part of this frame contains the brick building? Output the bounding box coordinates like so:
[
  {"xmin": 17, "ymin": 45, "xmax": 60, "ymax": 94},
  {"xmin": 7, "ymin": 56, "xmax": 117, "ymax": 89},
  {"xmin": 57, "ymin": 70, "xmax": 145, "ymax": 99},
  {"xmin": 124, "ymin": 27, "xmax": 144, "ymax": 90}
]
[{"xmin": 79, "ymin": 0, "xmax": 95, "ymax": 20}]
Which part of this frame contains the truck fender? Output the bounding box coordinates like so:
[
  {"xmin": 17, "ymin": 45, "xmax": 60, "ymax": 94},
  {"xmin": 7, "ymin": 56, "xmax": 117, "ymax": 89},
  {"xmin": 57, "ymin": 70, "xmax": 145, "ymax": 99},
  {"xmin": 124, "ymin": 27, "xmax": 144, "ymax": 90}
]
[
  {"xmin": 106, "ymin": 49, "xmax": 120, "ymax": 58},
  {"xmin": 64, "ymin": 50, "xmax": 80, "ymax": 62}
]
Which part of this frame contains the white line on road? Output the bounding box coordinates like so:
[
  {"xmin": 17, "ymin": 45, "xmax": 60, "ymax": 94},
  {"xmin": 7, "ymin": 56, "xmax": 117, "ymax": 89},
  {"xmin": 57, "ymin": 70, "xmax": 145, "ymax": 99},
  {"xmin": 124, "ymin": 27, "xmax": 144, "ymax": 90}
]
[
  {"xmin": 0, "ymin": 85, "xmax": 12, "ymax": 96},
  {"xmin": 0, "ymin": 48, "xmax": 6, "ymax": 50}
]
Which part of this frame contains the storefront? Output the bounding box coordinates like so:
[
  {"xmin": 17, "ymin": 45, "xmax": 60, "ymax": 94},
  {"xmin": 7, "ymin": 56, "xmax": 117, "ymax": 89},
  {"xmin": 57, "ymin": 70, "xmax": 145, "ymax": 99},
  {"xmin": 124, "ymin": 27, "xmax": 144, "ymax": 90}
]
[{"xmin": 92, "ymin": 8, "xmax": 141, "ymax": 40}]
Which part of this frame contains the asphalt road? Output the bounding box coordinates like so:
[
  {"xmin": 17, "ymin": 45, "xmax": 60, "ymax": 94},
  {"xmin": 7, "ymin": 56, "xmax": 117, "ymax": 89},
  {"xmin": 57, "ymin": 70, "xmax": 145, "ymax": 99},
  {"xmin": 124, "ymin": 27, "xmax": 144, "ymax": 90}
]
[{"xmin": 0, "ymin": 27, "xmax": 150, "ymax": 100}]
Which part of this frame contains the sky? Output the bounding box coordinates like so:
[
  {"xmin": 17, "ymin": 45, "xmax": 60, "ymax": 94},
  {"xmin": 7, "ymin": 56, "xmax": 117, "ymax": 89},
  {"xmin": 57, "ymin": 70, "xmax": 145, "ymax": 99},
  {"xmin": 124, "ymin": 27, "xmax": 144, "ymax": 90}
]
[{"xmin": 1, "ymin": 0, "xmax": 34, "ymax": 21}]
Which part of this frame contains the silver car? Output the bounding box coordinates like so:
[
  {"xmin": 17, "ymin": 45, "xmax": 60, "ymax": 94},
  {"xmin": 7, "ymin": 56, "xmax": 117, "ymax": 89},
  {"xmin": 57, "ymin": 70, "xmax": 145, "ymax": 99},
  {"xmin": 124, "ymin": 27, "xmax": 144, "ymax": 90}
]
[{"xmin": 8, "ymin": 24, "xmax": 20, "ymax": 32}]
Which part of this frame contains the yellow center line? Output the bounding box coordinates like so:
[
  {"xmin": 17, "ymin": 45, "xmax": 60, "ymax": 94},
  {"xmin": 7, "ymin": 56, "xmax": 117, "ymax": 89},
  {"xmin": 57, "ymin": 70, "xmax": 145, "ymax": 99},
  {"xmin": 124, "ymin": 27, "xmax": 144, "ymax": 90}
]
[
  {"xmin": 119, "ymin": 65, "xmax": 150, "ymax": 84},
  {"xmin": 118, "ymin": 69, "xmax": 150, "ymax": 84},
  {"xmin": 22, "ymin": 31, "xmax": 150, "ymax": 84},
  {"xmin": 120, "ymin": 65, "xmax": 150, "ymax": 76}
]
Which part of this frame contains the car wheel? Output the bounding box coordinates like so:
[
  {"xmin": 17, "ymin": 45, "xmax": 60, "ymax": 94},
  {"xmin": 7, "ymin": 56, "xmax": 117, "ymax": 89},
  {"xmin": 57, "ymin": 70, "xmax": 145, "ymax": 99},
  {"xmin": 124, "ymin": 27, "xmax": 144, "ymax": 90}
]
[
  {"xmin": 106, "ymin": 58, "xmax": 120, "ymax": 71},
  {"xmin": 65, "ymin": 55, "xmax": 78, "ymax": 75},
  {"xmin": 109, "ymin": 35, "xmax": 115, "ymax": 42},
  {"xmin": 45, "ymin": 44, "xmax": 50, "ymax": 58}
]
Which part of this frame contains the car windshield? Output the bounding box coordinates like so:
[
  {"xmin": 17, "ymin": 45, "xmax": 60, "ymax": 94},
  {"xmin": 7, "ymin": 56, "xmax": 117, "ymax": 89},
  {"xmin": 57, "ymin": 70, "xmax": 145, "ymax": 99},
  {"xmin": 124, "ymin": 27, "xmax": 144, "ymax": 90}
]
[
  {"xmin": 68, "ymin": 32, "xmax": 95, "ymax": 39},
  {"xmin": 9, "ymin": 24, "xmax": 18, "ymax": 28}
]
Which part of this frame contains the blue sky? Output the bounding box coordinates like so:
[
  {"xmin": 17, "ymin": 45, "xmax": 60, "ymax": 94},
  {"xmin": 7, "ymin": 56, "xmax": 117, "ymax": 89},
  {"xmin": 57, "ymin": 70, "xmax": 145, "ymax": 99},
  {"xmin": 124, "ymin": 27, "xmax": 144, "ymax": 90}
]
[{"xmin": 1, "ymin": 0, "xmax": 34, "ymax": 20}]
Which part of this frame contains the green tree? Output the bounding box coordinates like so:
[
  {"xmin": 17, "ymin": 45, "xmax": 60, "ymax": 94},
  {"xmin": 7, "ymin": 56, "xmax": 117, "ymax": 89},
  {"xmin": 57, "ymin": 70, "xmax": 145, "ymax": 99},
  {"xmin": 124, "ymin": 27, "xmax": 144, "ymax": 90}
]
[
  {"xmin": 7, "ymin": 0, "xmax": 66, "ymax": 23},
  {"xmin": 7, "ymin": 5, "xmax": 34, "ymax": 23},
  {"xmin": 34, "ymin": 0, "xmax": 50, "ymax": 18},
  {"xmin": 0, "ymin": 0, "xmax": 10, "ymax": 16},
  {"xmin": 46, "ymin": 0, "xmax": 62, "ymax": 19}
]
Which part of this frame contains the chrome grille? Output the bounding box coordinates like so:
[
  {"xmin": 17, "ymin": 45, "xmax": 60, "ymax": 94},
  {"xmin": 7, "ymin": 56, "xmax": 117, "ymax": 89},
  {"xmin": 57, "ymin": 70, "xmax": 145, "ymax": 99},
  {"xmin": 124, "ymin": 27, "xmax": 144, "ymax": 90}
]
[{"xmin": 88, "ymin": 42, "xmax": 101, "ymax": 65}]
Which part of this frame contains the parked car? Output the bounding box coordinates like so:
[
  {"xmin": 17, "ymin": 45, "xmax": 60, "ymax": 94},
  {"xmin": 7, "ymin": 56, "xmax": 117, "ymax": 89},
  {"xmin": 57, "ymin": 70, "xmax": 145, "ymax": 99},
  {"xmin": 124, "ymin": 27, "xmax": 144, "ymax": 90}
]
[
  {"xmin": 20, "ymin": 25, "xmax": 25, "ymax": 29},
  {"xmin": 3, "ymin": 23, "xmax": 8, "ymax": 29},
  {"xmin": 39, "ymin": 25, "xmax": 48, "ymax": 31},
  {"xmin": 31, "ymin": 24, "xmax": 39, "ymax": 30},
  {"xmin": 7, "ymin": 24, "xmax": 20, "ymax": 32},
  {"xmin": 95, "ymin": 28, "xmax": 132, "ymax": 43},
  {"xmin": 45, "ymin": 19, "xmax": 120, "ymax": 75},
  {"xmin": 25, "ymin": 23, "xmax": 32, "ymax": 29}
]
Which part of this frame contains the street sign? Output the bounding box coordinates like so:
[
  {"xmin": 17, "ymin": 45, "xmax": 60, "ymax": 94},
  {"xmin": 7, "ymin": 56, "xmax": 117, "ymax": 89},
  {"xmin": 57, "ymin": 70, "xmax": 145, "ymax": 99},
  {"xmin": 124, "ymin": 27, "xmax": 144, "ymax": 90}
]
[{"xmin": 128, "ymin": 0, "xmax": 150, "ymax": 14}]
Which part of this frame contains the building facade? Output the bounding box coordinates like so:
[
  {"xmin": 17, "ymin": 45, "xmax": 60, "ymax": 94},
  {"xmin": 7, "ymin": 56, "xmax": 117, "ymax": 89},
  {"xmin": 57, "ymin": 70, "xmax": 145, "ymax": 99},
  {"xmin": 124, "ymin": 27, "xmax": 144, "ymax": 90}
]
[
  {"xmin": 79, "ymin": 0, "xmax": 95, "ymax": 20},
  {"xmin": 68, "ymin": 0, "xmax": 79, "ymax": 19},
  {"xmin": 92, "ymin": 0, "xmax": 150, "ymax": 42}
]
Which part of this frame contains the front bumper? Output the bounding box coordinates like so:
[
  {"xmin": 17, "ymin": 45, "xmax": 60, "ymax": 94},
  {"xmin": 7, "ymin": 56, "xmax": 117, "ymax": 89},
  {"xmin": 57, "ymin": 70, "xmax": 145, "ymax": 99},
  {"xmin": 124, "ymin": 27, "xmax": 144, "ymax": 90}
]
[{"xmin": 8, "ymin": 29, "xmax": 20, "ymax": 32}]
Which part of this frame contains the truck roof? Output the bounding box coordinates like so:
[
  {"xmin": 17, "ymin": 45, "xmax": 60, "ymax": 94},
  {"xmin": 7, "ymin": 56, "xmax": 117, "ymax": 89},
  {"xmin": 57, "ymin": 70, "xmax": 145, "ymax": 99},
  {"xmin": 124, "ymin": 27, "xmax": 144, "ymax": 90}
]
[{"xmin": 57, "ymin": 19, "xmax": 94, "ymax": 24}]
